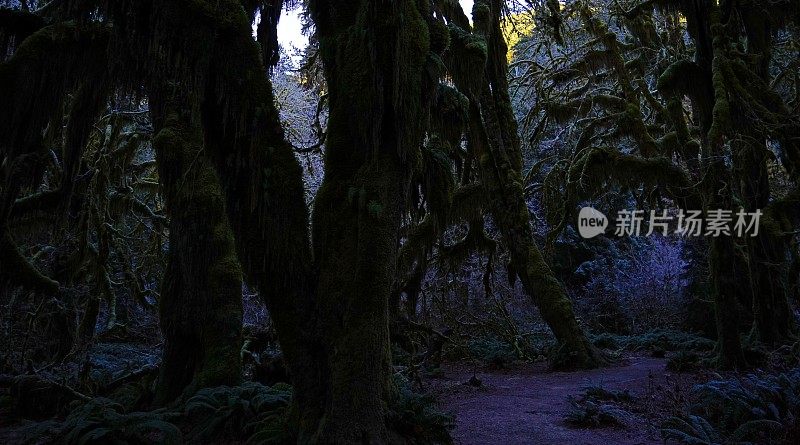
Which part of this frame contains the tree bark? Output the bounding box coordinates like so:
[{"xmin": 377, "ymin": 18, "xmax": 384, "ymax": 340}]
[
  {"xmin": 735, "ymin": 6, "xmax": 797, "ymax": 346},
  {"xmin": 150, "ymin": 103, "xmax": 243, "ymax": 404},
  {"xmin": 705, "ymin": 5, "xmax": 746, "ymax": 368},
  {"xmin": 309, "ymin": 0, "xmax": 431, "ymax": 441},
  {"xmin": 192, "ymin": 1, "xmax": 325, "ymax": 436},
  {"xmin": 459, "ymin": 0, "xmax": 598, "ymax": 369}
]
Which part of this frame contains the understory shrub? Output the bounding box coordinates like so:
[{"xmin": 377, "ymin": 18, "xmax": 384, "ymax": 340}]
[
  {"xmin": 590, "ymin": 329, "xmax": 715, "ymax": 356},
  {"xmin": 575, "ymin": 236, "xmax": 689, "ymax": 334},
  {"xmin": 20, "ymin": 398, "xmax": 181, "ymax": 444},
  {"xmin": 565, "ymin": 384, "xmax": 635, "ymax": 428},
  {"xmin": 466, "ymin": 336, "xmax": 519, "ymax": 368},
  {"xmin": 661, "ymin": 369, "xmax": 800, "ymax": 444},
  {"xmin": 19, "ymin": 382, "xmax": 292, "ymax": 444}
]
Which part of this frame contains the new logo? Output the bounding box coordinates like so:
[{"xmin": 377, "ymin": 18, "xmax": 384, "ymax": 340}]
[{"xmin": 578, "ymin": 207, "xmax": 608, "ymax": 239}]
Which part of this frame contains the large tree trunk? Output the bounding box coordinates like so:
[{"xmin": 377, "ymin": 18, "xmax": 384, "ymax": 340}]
[
  {"xmin": 309, "ymin": 0, "xmax": 431, "ymax": 441},
  {"xmin": 749, "ymin": 232, "xmax": 796, "ymax": 345},
  {"xmin": 150, "ymin": 102, "xmax": 243, "ymax": 404},
  {"xmin": 457, "ymin": 0, "xmax": 598, "ymax": 369},
  {"xmin": 734, "ymin": 140, "xmax": 794, "ymax": 345},
  {"xmin": 708, "ymin": 235, "xmax": 748, "ymax": 368},
  {"xmin": 119, "ymin": 0, "xmax": 323, "ymax": 434},
  {"xmin": 185, "ymin": 1, "xmax": 325, "ymax": 437},
  {"xmin": 312, "ymin": 151, "xmax": 403, "ymax": 443},
  {"xmin": 735, "ymin": 7, "xmax": 796, "ymax": 346},
  {"xmin": 704, "ymin": 5, "xmax": 746, "ymax": 368}
]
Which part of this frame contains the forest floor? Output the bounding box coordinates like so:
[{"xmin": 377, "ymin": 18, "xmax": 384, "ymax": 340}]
[{"xmin": 432, "ymin": 354, "xmax": 710, "ymax": 445}]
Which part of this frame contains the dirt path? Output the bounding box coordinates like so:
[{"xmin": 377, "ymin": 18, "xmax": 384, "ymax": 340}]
[{"xmin": 434, "ymin": 356, "xmax": 677, "ymax": 445}]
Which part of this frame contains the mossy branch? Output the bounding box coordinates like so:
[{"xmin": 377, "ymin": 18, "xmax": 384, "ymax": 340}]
[
  {"xmin": 566, "ymin": 147, "xmax": 701, "ymax": 209},
  {"xmin": 0, "ymin": 228, "xmax": 59, "ymax": 294}
]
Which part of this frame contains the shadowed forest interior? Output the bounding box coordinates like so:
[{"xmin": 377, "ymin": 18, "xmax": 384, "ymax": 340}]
[{"xmin": 1, "ymin": 0, "xmax": 799, "ymax": 444}]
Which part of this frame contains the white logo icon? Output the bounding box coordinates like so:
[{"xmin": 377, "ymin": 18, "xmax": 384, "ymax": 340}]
[{"xmin": 578, "ymin": 207, "xmax": 608, "ymax": 239}]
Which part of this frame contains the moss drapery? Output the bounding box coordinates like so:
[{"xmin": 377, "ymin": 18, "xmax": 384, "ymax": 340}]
[
  {"xmin": 440, "ymin": 0, "xmax": 599, "ymax": 369},
  {"xmin": 2, "ymin": 0, "xmax": 433, "ymax": 439},
  {"xmin": 3, "ymin": 0, "xmax": 799, "ymax": 441},
  {"xmin": 150, "ymin": 103, "xmax": 244, "ymax": 404},
  {"xmin": 523, "ymin": 0, "xmax": 799, "ymax": 368},
  {"xmin": 0, "ymin": 21, "xmax": 109, "ymax": 295},
  {"xmin": 309, "ymin": 0, "xmax": 433, "ymax": 441}
]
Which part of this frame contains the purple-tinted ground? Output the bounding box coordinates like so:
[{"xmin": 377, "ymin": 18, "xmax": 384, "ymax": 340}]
[{"xmin": 433, "ymin": 356, "xmax": 700, "ymax": 445}]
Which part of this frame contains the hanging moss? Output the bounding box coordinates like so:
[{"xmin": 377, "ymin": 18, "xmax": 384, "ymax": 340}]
[
  {"xmin": 151, "ymin": 106, "xmax": 243, "ymax": 405},
  {"xmin": 544, "ymin": 0, "xmax": 564, "ymax": 44},
  {"xmin": 623, "ymin": 9, "xmax": 661, "ymax": 48},
  {"xmin": 567, "ymin": 146, "xmax": 701, "ymax": 208},
  {"xmin": 415, "ymin": 136, "xmax": 456, "ymax": 221},
  {"xmin": 707, "ymin": 27, "xmax": 732, "ymax": 145},
  {"xmin": 554, "ymin": 49, "xmax": 617, "ymax": 86},
  {"xmin": 429, "ymin": 17, "xmax": 450, "ymax": 55},
  {"xmin": 430, "ymin": 83, "xmax": 469, "ymax": 149},
  {"xmin": 0, "ymin": 21, "xmax": 109, "ymax": 160},
  {"xmin": 546, "ymin": 94, "xmax": 626, "ymax": 124},
  {"xmin": 445, "ymin": 24, "xmax": 488, "ymax": 96}
]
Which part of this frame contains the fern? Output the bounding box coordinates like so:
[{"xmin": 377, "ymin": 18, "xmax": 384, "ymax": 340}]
[
  {"xmin": 661, "ymin": 415, "xmax": 722, "ymax": 445},
  {"xmin": 661, "ymin": 369, "xmax": 800, "ymax": 444},
  {"xmin": 21, "ymin": 398, "xmax": 182, "ymax": 445},
  {"xmin": 387, "ymin": 375, "xmax": 454, "ymax": 444},
  {"xmin": 565, "ymin": 398, "xmax": 629, "ymax": 428},
  {"xmin": 565, "ymin": 384, "xmax": 634, "ymax": 428},
  {"xmin": 590, "ymin": 330, "xmax": 715, "ymax": 355},
  {"xmin": 728, "ymin": 419, "xmax": 783, "ymax": 442},
  {"xmin": 183, "ymin": 382, "xmax": 291, "ymax": 443}
]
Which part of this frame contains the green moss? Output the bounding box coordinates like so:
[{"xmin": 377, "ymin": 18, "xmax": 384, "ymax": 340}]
[
  {"xmin": 152, "ymin": 110, "xmax": 243, "ymax": 404},
  {"xmin": 471, "ymin": 1, "xmax": 492, "ymax": 32},
  {"xmin": 307, "ymin": 0, "xmax": 436, "ymax": 440},
  {"xmin": 429, "ymin": 18, "xmax": 450, "ymax": 54},
  {"xmin": 564, "ymin": 147, "xmax": 698, "ymax": 211},
  {"xmin": 657, "ymin": 59, "xmax": 699, "ymax": 93},
  {"xmin": 431, "ymin": 83, "xmax": 469, "ymax": 147},
  {"xmin": 446, "ymin": 24, "xmax": 488, "ymax": 95},
  {"xmin": 0, "ymin": 21, "xmax": 109, "ymax": 163}
]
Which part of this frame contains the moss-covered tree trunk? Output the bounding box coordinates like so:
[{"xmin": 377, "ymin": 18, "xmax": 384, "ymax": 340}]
[
  {"xmin": 749, "ymin": 233, "xmax": 796, "ymax": 345},
  {"xmin": 703, "ymin": 143, "xmax": 748, "ymax": 369},
  {"xmin": 734, "ymin": 140, "xmax": 795, "ymax": 345},
  {"xmin": 186, "ymin": 1, "xmax": 324, "ymax": 436},
  {"xmin": 309, "ymin": 0, "xmax": 431, "ymax": 441},
  {"xmin": 150, "ymin": 101, "xmax": 243, "ymax": 404},
  {"xmin": 734, "ymin": 7, "xmax": 797, "ymax": 346},
  {"xmin": 704, "ymin": 6, "xmax": 746, "ymax": 368},
  {"xmin": 707, "ymin": 228, "xmax": 748, "ymax": 368},
  {"xmin": 455, "ymin": 0, "xmax": 597, "ymax": 369},
  {"xmin": 312, "ymin": 151, "xmax": 403, "ymax": 443}
]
